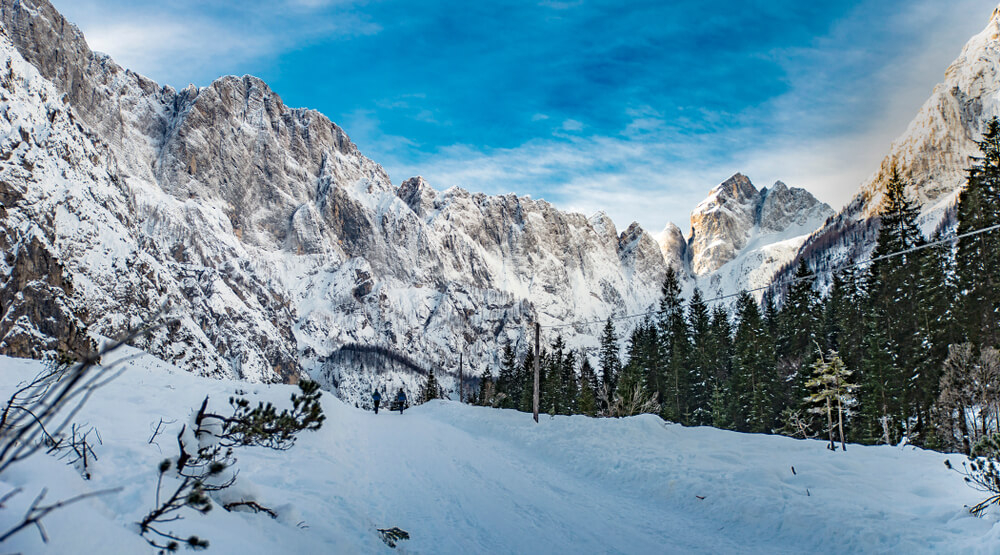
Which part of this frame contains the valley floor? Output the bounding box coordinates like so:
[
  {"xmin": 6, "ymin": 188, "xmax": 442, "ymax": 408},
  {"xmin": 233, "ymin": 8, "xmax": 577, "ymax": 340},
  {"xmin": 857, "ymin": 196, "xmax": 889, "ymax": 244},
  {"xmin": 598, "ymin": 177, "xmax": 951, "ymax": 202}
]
[{"xmin": 0, "ymin": 351, "xmax": 997, "ymax": 554}]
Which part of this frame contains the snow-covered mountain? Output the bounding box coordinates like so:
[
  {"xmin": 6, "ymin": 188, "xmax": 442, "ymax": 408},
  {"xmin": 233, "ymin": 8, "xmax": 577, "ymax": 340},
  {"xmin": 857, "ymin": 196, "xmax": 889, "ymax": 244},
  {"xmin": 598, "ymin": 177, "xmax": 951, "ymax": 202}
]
[
  {"xmin": 0, "ymin": 0, "xmax": 669, "ymax": 393},
  {"xmin": 679, "ymin": 173, "xmax": 832, "ymax": 300},
  {"xmin": 0, "ymin": 0, "xmax": 838, "ymax": 402}
]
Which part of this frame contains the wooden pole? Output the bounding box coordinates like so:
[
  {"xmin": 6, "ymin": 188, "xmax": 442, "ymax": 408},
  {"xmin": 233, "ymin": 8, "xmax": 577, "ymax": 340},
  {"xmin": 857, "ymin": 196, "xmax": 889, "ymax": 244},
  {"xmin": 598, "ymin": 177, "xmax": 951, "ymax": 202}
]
[
  {"xmin": 533, "ymin": 322, "xmax": 540, "ymax": 423},
  {"xmin": 459, "ymin": 351, "xmax": 463, "ymax": 403}
]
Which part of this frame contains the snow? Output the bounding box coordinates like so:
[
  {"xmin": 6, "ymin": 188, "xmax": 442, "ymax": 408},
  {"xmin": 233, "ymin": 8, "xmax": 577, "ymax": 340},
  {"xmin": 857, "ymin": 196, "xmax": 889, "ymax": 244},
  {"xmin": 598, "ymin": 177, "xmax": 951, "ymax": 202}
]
[{"xmin": 0, "ymin": 352, "xmax": 997, "ymax": 554}]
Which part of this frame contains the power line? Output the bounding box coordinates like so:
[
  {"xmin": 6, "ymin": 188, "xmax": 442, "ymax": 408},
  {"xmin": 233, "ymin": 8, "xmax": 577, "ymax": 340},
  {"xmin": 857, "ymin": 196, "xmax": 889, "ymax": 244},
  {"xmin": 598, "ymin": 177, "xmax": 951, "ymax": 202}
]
[{"xmin": 538, "ymin": 221, "xmax": 1000, "ymax": 331}]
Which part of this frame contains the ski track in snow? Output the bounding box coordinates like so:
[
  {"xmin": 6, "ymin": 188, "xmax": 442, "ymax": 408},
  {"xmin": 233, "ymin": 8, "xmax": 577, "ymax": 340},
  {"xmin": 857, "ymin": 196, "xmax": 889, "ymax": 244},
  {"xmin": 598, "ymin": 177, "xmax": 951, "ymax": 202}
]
[{"xmin": 0, "ymin": 351, "xmax": 998, "ymax": 554}]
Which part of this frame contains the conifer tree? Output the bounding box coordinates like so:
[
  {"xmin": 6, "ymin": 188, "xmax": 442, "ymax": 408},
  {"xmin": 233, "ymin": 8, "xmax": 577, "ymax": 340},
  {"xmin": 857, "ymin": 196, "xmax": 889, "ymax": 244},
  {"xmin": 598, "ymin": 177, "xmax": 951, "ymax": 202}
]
[
  {"xmin": 708, "ymin": 305, "xmax": 734, "ymax": 429},
  {"xmin": 497, "ymin": 340, "xmax": 518, "ymax": 409},
  {"xmin": 805, "ymin": 350, "xmax": 856, "ymax": 451},
  {"xmin": 833, "ymin": 263, "xmax": 868, "ymax": 401},
  {"xmin": 911, "ymin": 231, "xmax": 958, "ymax": 440},
  {"xmin": 561, "ymin": 350, "xmax": 579, "ymax": 415},
  {"xmin": 577, "ymin": 358, "xmax": 598, "ymax": 417},
  {"xmin": 599, "ymin": 319, "xmax": 622, "ymax": 408},
  {"xmin": 478, "ymin": 368, "xmax": 494, "ymax": 407},
  {"xmin": 762, "ymin": 289, "xmax": 779, "ymax": 341},
  {"xmin": 627, "ymin": 319, "xmax": 661, "ymax": 411},
  {"xmin": 776, "ymin": 259, "xmax": 821, "ymax": 412},
  {"xmin": 518, "ymin": 349, "xmax": 536, "ymax": 413},
  {"xmin": 542, "ymin": 336, "xmax": 566, "ymax": 415},
  {"xmin": 420, "ymin": 369, "xmax": 441, "ymax": 403},
  {"xmin": 858, "ymin": 165, "xmax": 923, "ymax": 444},
  {"xmin": 615, "ymin": 337, "xmax": 660, "ymax": 417},
  {"xmin": 956, "ymin": 116, "xmax": 1000, "ymax": 347},
  {"xmin": 658, "ymin": 268, "xmax": 691, "ymax": 423},
  {"xmin": 729, "ymin": 291, "xmax": 777, "ymax": 433},
  {"xmin": 821, "ymin": 272, "xmax": 846, "ymax": 353},
  {"xmin": 686, "ymin": 288, "xmax": 712, "ymax": 425}
]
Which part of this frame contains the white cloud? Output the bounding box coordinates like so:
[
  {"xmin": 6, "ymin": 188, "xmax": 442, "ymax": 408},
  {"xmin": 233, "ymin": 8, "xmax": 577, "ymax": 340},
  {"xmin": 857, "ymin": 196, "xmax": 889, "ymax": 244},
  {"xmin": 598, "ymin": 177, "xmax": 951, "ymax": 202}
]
[
  {"xmin": 50, "ymin": 0, "xmax": 381, "ymax": 88},
  {"xmin": 81, "ymin": 20, "xmax": 270, "ymax": 85},
  {"xmin": 561, "ymin": 119, "xmax": 584, "ymax": 131}
]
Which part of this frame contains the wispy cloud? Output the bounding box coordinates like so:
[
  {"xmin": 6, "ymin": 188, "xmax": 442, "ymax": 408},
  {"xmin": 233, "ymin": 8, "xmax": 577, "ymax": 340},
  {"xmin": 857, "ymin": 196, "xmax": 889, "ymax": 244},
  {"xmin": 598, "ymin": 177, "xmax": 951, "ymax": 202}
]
[
  {"xmin": 51, "ymin": 0, "xmax": 380, "ymax": 87},
  {"xmin": 81, "ymin": 20, "xmax": 271, "ymax": 84}
]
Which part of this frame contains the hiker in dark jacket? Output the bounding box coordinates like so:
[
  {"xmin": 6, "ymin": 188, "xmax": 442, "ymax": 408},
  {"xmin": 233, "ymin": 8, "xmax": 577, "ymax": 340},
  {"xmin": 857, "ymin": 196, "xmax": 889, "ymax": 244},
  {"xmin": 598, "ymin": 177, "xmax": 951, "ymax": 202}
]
[
  {"xmin": 372, "ymin": 389, "xmax": 382, "ymax": 414},
  {"xmin": 396, "ymin": 388, "xmax": 407, "ymax": 414}
]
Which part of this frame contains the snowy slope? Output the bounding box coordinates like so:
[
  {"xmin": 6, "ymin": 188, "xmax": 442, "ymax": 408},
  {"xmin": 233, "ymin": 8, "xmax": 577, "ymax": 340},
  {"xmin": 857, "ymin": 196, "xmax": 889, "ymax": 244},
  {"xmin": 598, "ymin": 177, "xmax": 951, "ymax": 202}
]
[{"xmin": 0, "ymin": 353, "xmax": 997, "ymax": 554}]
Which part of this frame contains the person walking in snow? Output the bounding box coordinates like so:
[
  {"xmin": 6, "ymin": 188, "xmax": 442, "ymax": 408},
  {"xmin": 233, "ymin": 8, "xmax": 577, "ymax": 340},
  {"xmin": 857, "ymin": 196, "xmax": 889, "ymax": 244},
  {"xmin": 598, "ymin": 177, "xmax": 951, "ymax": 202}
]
[
  {"xmin": 372, "ymin": 389, "xmax": 382, "ymax": 414},
  {"xmin": 396, "ymin": 388, "xmax": 407, "ymax": 415}
]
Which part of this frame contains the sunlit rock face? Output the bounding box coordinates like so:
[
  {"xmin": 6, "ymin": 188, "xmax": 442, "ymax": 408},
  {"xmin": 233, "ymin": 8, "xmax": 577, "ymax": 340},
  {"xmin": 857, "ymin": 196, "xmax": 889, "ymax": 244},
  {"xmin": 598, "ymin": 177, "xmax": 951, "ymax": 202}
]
[{"xmin": 687, "ymin": 174, "xmax": 832, "ymax": 277}]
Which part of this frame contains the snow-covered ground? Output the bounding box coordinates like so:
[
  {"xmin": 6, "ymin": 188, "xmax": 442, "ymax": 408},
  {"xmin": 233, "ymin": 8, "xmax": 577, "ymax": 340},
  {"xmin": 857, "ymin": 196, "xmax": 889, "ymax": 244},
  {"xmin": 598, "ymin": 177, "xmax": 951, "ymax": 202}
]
[{"xmin": 0, "ymin": 351, "xmax": 997, "ymax": 554}]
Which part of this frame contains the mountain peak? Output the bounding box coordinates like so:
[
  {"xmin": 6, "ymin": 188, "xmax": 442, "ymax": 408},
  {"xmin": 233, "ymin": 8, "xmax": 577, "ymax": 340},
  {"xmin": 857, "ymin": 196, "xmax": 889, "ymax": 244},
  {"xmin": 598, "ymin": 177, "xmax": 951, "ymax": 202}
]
[
  {"xmin": 712, "ymin": 172, "xmax": 758, "ymax": 199},
  {"xmin": 687, "ymin": 175, "xmax": 831, "ymax": 275}
]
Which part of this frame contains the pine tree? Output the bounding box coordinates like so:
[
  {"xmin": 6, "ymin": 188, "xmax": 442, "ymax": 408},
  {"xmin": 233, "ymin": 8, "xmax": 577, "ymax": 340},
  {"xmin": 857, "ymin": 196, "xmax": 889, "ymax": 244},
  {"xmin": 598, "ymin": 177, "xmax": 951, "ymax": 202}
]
[
  {"xmin": 598, "ymin": 318, "xmax": 622, "ymax": 411},
  {"xmin": 821, "ymin": 271, "xmax": 846, "ymax": 353},
  {"xmin": 912, "ymin": 231, "xmax": 958, "ymax": 441},
  {"xmin": 805, "ymin": 350, "xmax": 856, "ymax": 451},
  {"xmin": 729, "ymin": 291, "xmax": 777, "ymax": 433},
  {"xmin": 420, "ymin": 369, "xmax": 441, "ymax": 404},
  {"xmin": 561, "ymin": 350, "xmax": 579, "ymax": 415},
  {"xmin": 541, "ymin": 336, "xmax": 566, "ymax": 415},
  {"xmin": 776, "ymin": 259, "xmax": 821, "ymax": 413},
  {"xmin": 518, "ymin": 349, "xmax": 536, "ymax": 413},
  {"xmin": 577, "ymin": 357, "xmax": 598, "ymax": 416},
  {"xmin": 686, "ymin": 288, "xmax": 712, "ymax": 425},
  {"xmin": 478, "ymin": 368, "xmax": 494, "ymax": 407},
  {"xmin": 657, "ymin": 268, "xmax": 691, "ymax": 423},
  {"xmin": 834, "ymin": 264, "xmax": 869, "ymax": 424},
  {"xmin": 631, "ymin": 320, "xmax": 661, "ymax": 411},
  {"xmin": 497, "ymin": 340, "xmax": 518, "ymax": 409},
  {"xmin": 616, "ymin": 319, "xmax": 661, "ymax": 417},
  {"xmin": 615, "ymin": 341, "xmax": 660, "ymax": 417},
  {"xmin": 858, "ymin": 164, "xmax": 923, "ymax": 444},
  {"xmin": 956, "ymin": 116, "xmax": 1000, "ymax": 347},
  {"xmin": 708, "ymin": 305, "xmax": 734, "ymax": 429}
]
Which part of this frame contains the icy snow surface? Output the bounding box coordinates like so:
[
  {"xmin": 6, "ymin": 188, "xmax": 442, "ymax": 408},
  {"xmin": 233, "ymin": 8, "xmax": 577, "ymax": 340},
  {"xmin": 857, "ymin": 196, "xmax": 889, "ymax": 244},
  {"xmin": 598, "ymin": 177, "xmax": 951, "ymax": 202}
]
[{"xmin": 0, "ymin": 353, "xmax": 997, "ymax": 554}]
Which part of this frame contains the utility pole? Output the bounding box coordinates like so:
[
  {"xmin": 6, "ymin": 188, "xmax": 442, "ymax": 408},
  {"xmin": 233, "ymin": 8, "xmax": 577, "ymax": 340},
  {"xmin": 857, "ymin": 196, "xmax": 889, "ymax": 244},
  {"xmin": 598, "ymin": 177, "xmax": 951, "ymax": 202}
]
[
  {"xmin": 533, "ymin": 322, "xmax": 540, "ymax": 423},
  {"xmin": 459, "ymin": 351, "xmax": 464, "ymax": 403}
]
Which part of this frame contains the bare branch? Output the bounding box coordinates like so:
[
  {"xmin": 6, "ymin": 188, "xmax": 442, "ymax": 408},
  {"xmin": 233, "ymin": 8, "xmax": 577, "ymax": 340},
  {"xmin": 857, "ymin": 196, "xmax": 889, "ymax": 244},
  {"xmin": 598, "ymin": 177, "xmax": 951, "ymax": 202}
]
[{"xmin": 0, "ymin": 487, "xmax": 121, "ymax": 543}]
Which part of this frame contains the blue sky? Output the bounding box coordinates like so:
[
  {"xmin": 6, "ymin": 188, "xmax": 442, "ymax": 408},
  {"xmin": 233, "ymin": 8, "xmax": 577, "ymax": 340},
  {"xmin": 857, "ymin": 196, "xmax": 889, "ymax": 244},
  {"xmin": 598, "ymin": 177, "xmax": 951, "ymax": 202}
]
[{"xmin": 52, "ymin": 0, "xmax": 997, "ymax": 235}]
